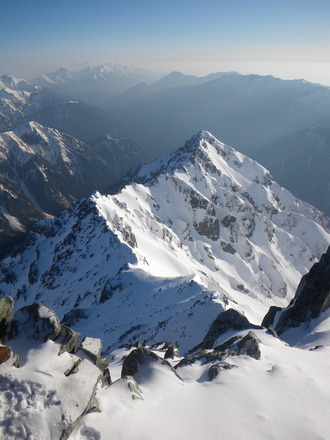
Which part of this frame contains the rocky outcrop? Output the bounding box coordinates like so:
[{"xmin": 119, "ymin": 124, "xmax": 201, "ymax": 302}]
[
  {"xmin": 263, "ymin": 245, "xmax": 330, "ymax": 335},
  {"xmin": 193, "ymin": 308, "xmax": 262, "ymax": 351},
  {"xmin": 177, "ymin": 330, "xmax": 262, "ymax": 370},
  {"xmin": 79, "ymin": 336, "xmax": 111, "ymax": 384},
  {"xmin": 6, "ymin": 302, "xmax": 62, "ymax": 342},
  {"xmin": 121, "ymin": 346, "xmax": 181, "ymax": 380},
  {"xmin": 0, "ymin": 296, "xmax": 14, "ymax": 341},
  {"xmin": 149, "ymin": 341, "xmax": 179, "ymax": 359},
  {"xmin": 0, "ymin": 299, "xmax": 110, "ymax": 439},
  {"xmin": 261, "ymin": 306, "xmax": 282, "ymax": 329},
  {"xmin": 194, "ymin": 217, "xmax": 220, "ymax": 241},
  {"xmin": 57, "ymin": 325, "xmax": 81, "ymax": 356},
  {"xmin": 164, "ymin": 345, "xmax": 178, "ymax": 359},
  {"xmin": 234, "ymin": 331, "xmax": 261, "ymax": 359},
  {"xmin": 208, "ymin": 362, "xmax": 238, "ymax": 381}
]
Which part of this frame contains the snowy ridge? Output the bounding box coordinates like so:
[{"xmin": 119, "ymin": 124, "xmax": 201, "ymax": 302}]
[{"xmin": 0, "ymin": 131, "xmax": 329, "ymax": 354}]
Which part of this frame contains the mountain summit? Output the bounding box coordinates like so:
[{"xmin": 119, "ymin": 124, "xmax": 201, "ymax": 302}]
[{"xmin": 0, "ymin": 131, "xmax": 329, "ymax": 353}]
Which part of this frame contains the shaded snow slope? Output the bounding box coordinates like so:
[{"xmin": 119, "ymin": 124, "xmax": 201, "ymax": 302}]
[{"xmin": 0, "ymin": 131, "xmax": 329, "ymax": 353}]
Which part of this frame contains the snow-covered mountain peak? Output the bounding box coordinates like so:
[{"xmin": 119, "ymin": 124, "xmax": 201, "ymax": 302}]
[
  {"xmin": 38, "ymin": 67, "xmax": 73, "ymax": 85},
  {"xmin": 118, "ymin": 130, "xmax": 291, "ymax": 214},
  {"xmin": 88, "ymin": 62, "xmax": 134, "ymax": 78},
  {"xmin": 1, "ymin": 131, "xmax": 328, "ymax": 354},
  {"xmin": 0, "ymin": 75, "xmax": 38, "ymax": 93},
  {"xmin": 0, "ymin": 121, "xmax": 78, "ymax": 166}
]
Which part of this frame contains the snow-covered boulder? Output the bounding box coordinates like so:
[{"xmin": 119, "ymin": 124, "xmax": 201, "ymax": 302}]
[
  {"xmin": 194, "ymin": 308, "xmax": 262, "ymax": 351},
  {"xmin": 208, "ymin": 361, "xmax": 238, "ymax": 381},
  {"xmin": 121, "ymin": 347, "xmax": 181, "ymax": 381},
  {"xmin": 5, "ymin": 302, "xmax": 61, "ymax": 343}
]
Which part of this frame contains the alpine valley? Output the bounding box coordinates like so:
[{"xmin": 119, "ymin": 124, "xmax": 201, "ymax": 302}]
[{"xmin": 0, "ymin": 130, "xmax": 330, "ymax": 439}]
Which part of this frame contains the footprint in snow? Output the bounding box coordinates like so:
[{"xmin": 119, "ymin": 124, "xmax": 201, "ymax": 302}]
[{"xmin": 80, "ymin": 426, "xmax": 101, "ymax": 440}]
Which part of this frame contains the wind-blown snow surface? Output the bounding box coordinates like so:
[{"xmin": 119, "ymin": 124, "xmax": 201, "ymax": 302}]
[
  {"xmin": 70, "ymin": 325, "xmax": 330, "ymax": 440},
  {"xmin": 0, "ymin": 131, "xmax": 329, "ymax": 355},
  {"xmin": 0, "ymin": 340, "xmax": 101, "ymax": 439}
]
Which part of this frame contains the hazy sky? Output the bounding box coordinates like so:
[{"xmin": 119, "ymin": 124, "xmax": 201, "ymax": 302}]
[{"xmin": 1, "ymin": 0, "xmax": 330, "ymax": 85}]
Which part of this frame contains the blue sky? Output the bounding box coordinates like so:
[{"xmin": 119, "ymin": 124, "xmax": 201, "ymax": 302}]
[{"xmin": 1, "ymin": 0, "xmax": 330, "ymax": 84}]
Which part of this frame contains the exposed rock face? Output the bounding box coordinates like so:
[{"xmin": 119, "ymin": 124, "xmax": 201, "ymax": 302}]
[
  {"xmin": 164, "ymin": 345, "xmax": 176, "ymax": 359},
  {"xmin": 177, "ymin": 329, "xmax": 262, "ymax": 370},
  {"xmin": 121, "ymin": 347, "xmax": 180, "ymax": 379},
  {"xmin": 196, "ymin": 308, "xmax": 262, "ymax": 350},
  {"xmin": 57, "ymin": 325, "xmax": 80, "ymax": 356},
  {"xmin": 208, "ymin": 362, "xmax": 237, "ymax": 381},
  {"xmin": 263, "ymin": 245, "xmax": 330, "ymax": 334},
  {"xmin": 194, "ymin": 217, "xmax": 220, "ymax": 241},
  {"xmin": 261, "ymin": 306, "xmax": 282, "ymax": 329},
  {"xmin": 235, "ymin": 331, "xmax": 261, "ymax": 360},
  {"xmin": 6, "ymin": 302, "xmax": 62, "ymax": 342},
  {"xmin": 0, "ymin": 296, "xmax": 14, "ymax": 341}
]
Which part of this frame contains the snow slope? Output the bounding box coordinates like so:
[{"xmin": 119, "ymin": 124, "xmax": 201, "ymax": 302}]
[
  {"xmin": 0, "ymin": 340, "xmax": 101, "ymax": 439},
  {"xmin": 70, "ymin": 326, "xmax": 330, "ymax": 440}
]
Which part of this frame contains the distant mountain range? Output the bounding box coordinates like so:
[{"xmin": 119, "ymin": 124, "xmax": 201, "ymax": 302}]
[
  {"xmin": 0, "ymin": 74, "xmax": 120, "ymax": 142},
  {"xmin": 32, "ymin": 62, "xmax": 162, "ymax": 108},
  {"xmin": 108, "ymin": 72, "xmax": 330, "ymax": 159}
]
